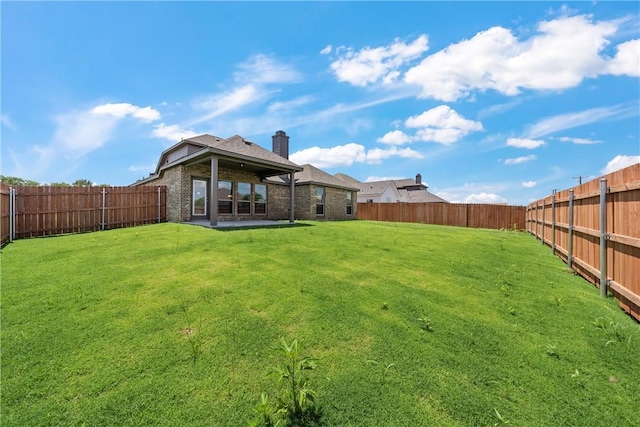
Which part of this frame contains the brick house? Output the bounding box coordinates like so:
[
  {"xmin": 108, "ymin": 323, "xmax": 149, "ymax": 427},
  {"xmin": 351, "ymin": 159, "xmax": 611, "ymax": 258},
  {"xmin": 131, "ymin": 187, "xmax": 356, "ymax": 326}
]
[{"xmin": 133, "ymin": 131, "xmax": 358, "ymax": 225}]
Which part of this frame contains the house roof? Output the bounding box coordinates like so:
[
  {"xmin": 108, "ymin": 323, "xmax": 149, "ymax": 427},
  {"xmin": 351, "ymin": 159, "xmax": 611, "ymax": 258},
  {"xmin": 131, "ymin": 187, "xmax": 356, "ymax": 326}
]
[
  {"xmin": 135, "ymin": 134, "xmax": 302, "ymax": 184},
  {"xmin": 398, "ymin": 189, "xmax": 448, "ymax": 203},
  {"xmin": 183, "ymin": 134, "xmax": 302, "ymax": 170},
  {"xmin": 347, "ymin": 175, "xmax": 448, "ymax": 203},
  {"xmin": 333, "ymin": 173, "xmax": 361, "ymax": 187},
  {"xmin": 266, "ymin": 164, "xmax": 359, "ymax": 191}
]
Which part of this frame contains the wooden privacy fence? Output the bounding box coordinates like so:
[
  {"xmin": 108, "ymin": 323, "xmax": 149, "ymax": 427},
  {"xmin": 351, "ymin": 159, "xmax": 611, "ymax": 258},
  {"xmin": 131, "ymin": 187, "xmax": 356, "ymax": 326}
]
[
  {"xmin": 526, "ymin": 164, "xmax": 640, "ymax": 321},
  {"xmin": 357, "ymin": 202, "xmax": 526, "ymax": 230},
  {"xmin": 1, "ymin": 184, "xmax": 167, "ymax": 245}
]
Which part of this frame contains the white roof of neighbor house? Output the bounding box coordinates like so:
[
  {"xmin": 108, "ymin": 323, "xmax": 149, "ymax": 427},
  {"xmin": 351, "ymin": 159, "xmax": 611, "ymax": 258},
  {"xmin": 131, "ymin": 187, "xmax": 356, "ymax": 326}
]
[{"xmin": 335, "ymin": 174, "xmax": 449, "ymax": 203}]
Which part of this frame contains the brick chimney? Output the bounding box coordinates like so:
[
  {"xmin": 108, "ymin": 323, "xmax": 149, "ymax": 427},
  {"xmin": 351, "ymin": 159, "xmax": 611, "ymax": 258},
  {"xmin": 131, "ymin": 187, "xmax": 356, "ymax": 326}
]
[
  {"xmin": 416, "ymin": 173, "xmax": 422, "ymax": 185},
  {"xmin": 272, "ymin": 130, "xmax": 289, "ymax": 159}
]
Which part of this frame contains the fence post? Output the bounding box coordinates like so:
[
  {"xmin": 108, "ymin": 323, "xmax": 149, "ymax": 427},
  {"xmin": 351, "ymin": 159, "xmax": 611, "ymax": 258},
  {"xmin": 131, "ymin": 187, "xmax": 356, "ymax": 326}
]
[
  {"xmin": 599, "ymin": 178, "xmax": 608, "ymax": 298},
  {"xmin": 541, "ymin": 200, "xmax": 545, "ymax": 245},
  {"xmin": 551, "ymin": 190, "xmax": 556, "ymax": 254},
  {"xmin": 535, "ymin": 202, "xmax": 539, "ymax": 239},
  {"xmin": 101, "ymin": 188, "xmax": 106, "ymax": 231},
  {"xmin": 567, "ymin": 189, "xmax": 574, "ymax": 270},
  {"xmin": 157, "ymin": 186, "xmax": 161, "ymax": 223},
  {"xmin": 9, "ymin": 187, "xmax": 15, "ymax": 242}
]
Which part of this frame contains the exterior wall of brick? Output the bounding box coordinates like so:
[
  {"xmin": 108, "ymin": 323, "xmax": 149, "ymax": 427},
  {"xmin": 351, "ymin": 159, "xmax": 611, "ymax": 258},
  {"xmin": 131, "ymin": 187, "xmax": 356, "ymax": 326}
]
[
  {"xmin": 267, "ymin": 183, "xmax": 291, "ymax": 220},
  {"xmin": 148, "ymin": 165, "xmax": 184, "ymax": 222},
  {"xmin": 293, "ymin": 184, "xmax": 356, "ymax": 220},
  {"xmin": 142, "ymin": 163, "xmax": 356, "ymax": 222}
]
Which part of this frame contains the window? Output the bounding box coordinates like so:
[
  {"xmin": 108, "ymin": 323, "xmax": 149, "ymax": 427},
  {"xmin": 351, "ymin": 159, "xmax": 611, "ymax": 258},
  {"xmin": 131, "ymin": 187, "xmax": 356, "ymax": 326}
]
[
  {"xmin": 346, "ymin": 191, "xmax": 353, "ymax": 215},
  {"xmin": 237, "ymin": 182, "xmax": 251, "ymax": 215},
  {"xmin": 218, "ymin": 181, "xmax": 233, "ymax": 214},
  {"xmin": 255, "ymin": 184, "xmax": 267, "ymax": 215},
  {"xmin": 192, "ymin": 179, "xmax": 207, "ymax": 216},
  {"xmin": 315, "ymin": 187, "xmax": 325, "ymax": 215}
]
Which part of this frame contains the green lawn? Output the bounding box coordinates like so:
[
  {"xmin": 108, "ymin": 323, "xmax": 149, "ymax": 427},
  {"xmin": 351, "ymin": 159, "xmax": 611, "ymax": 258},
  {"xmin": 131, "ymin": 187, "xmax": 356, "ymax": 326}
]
[{"xmin": 1, "ymin": 221, "xmax": 638, "ymax": 426}]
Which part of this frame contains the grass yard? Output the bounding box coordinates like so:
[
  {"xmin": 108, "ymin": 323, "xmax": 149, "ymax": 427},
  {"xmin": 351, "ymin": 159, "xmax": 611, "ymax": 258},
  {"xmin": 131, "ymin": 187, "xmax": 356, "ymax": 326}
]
[{"xmin": 1, "ymin": 221, "xmax": 639, "ymax": 426}]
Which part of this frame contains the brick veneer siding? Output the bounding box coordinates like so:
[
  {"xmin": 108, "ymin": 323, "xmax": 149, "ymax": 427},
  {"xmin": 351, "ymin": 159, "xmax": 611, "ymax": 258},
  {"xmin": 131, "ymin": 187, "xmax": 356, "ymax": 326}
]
[
  {"xmin": 146, "ymin": 165, "xmax": 183, "ymax": 222},
  {"xmin": 142, "ymin": 164, "xmax": 356, "ymax": 222},
  {"xmin": 266, "ymin": 182, "xmax": 291, "ymax": 220},
  {"xmin": 294, "ymin": 184, "xmax": 356, "ymax": 220}
]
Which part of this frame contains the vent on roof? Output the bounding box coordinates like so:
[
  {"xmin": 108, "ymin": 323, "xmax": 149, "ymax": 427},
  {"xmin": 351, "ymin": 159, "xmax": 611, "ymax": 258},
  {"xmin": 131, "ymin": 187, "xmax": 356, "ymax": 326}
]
[{"xmin": 244, "ymin": 140, "xmax": 252, "ymax": 145}]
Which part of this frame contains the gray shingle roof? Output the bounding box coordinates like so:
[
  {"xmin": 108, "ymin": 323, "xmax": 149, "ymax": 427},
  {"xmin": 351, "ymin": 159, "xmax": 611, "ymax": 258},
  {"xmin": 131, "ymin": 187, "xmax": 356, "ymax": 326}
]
[
  {"xmin": 266, "ymin": 164, "xmax": 359, "ymax": 191},
  {"xmin": 398, "ymin": 188, "xmax": 448, "ymax": 203},
  {"xmin": 183, "ymin": 134, "xmax": 301, "ymax": 169}
]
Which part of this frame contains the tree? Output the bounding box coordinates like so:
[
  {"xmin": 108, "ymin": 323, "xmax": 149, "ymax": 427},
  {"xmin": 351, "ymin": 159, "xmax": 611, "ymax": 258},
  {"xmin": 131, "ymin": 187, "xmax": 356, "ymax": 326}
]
[
  {"xmin": 50, "ymin": 182, "xmax": 71, "ymax": 187},
  {"xmin": 72, "ymin": 179, "xmax": 93, "ymax": 187},
  {"xmin": 0, "ymin": 175, "xmax": 40, "ymax": 186}
]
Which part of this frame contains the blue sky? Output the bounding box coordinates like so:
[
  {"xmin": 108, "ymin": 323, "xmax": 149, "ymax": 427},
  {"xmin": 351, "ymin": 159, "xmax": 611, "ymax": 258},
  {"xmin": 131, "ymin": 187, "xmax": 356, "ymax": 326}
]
[{"xmin": 1, "ymin": 1, "xmax": 638, "ymax": 205}]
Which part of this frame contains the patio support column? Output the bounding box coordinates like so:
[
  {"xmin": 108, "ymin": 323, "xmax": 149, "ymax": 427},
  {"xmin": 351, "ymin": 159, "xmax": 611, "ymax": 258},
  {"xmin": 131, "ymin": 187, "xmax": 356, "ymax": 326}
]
[
  {"xmin": 210, "ymin": 156, "xmax": 218, "ymax": 227},
  {"xmin": 289, "ymin": 170, "xmax": 295, "ymax": 223}
]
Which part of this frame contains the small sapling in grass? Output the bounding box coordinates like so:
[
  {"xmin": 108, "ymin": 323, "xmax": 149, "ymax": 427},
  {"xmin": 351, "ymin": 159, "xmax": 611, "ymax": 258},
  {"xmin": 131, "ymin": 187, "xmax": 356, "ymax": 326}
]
[
  {"xmin": 592, "ymin": 316, "xmax": 626, "ymax": 345},
  {"xmin": 417, "ymin": 310, "xmax": 434, "ymax": 332},
  {"xmin": 253, "ymin": 338, "xmax": 321, "ymax": 426},
  {"xmin": 381, "ymin": 302, "xmax": 389, "ymax": 310},
  {"xmin": 508, "ymin": 307, "xmax": 517, "ymax": 316},
  {"xmin": 553, "ymin": 296, "xmax": 565, "ymax": 306},
  {"xmin": 500, "ymin": 285, "xmax": 510, "ymax": 297},
  {"xmin": 249, "ymin": 393, "xmax": 283, "ymax": 427}
]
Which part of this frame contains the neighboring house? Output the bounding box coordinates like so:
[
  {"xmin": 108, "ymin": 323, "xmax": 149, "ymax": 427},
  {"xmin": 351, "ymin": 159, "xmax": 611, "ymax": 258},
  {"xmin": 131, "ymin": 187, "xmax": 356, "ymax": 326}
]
[
  {"xmin": 335, "ymin": 173, "xmax": 448, "ymax": 204},
  {"xmin": 133, "ymin": 131, "xmax": 358, "ymax": 225}
]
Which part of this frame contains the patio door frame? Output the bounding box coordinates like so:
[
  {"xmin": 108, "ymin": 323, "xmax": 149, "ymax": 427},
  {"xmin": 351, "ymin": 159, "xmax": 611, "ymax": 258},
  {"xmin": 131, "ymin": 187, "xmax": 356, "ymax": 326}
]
[{"xmin": 191, "ymin": 177, "xmax": 210, "ymax": 220}]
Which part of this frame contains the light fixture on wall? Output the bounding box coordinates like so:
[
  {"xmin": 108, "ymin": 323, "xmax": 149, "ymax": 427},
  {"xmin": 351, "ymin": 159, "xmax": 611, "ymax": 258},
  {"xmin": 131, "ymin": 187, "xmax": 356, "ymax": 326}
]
[{"xmin": 240, "ymin": 163, "xmax": 245, "ymax": 167}]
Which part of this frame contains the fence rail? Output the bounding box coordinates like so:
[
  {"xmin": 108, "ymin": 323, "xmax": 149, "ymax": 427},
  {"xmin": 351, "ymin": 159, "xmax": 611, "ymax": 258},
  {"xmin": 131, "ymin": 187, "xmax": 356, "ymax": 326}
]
[
  {"xmin": 357, "ymin": 202, "xmax": 526, "ymax": 230},
  {"xmin": 526, "ymin": 163, "xmax": 640, "ymax": 321},
  {"xmin": 0, "ymin": 184, "xmax": 167, "ymax": 246}
]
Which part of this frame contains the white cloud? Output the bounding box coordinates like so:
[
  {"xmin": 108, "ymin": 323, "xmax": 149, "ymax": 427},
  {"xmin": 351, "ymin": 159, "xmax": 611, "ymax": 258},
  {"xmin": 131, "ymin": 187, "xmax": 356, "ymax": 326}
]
[
  {"xmin": 191, "ymin": 84, "xmax": 263, "ymax": 124},
  {"xmin": 377, "ymin": 130, "xmax": 412, "ymax": 145},
  {"xmin": 91, "ymin": 103, "xmax": 161, "ymax": 122},
  {"xmin": 189, "ymin": 54, "xmax": 302, "ymax": 127},
  {"xmin": 365, "ymin": 176, "xmax": 405, "ymax": 182},
  {"xmin": 268, "ymin": 95, "xmax": 314, "ymax": 113},
  {"xmin": 557, "ymin": 136, "xmax": 602, "ymax": 144},
  {"xmin": 464, "ymin": 192, "xmax": 507, "ymax": 204},
  {"xmin": 291, "ymin": 143, "xmax": 366, "ymax": 168},
  {"xmin": 320, "ymin": 45, "xmax": 332, "ymax": 55},
  {"xmin": 404, "ymin": 15, "xmax": 621, "ymax": 101},
  {"xmin": 600, "ymin": 155, "xmax": 640, "ymax": 175},
  {"xmin": 152, "ymin": 123, "xmax": 197, "ymax": 142},
  {"xmin": 53, "ymin": 101, "xmax": 160, "ymax": 157},
  {"xmin": 1, "ymin": 113, "xmax": 15, "ymax": 130},
  {"xmin": 525, "ymin": 103, "xmax": 638, "ymax": 138},
  {"xmin": 405, "ymin": 105, "xmax": 483, "ymax": 144},
  {"xmin": 290, "ymin": 143, "xmax": 422, "ymax": 169},
  {"xmin": 330, "ymin": 35, "xmax": 429, "ymax": 87},
  {"xmin": 607, "ymin": 39, "xmax": 640, "ymax": 77},
  {"xmin": 522, "ymin": 181, "xmax": 537, "ymax": 188},
  {"xmin": 507, "ymin": 138, "xmax": 545, "ymax": 149},
  {"xmin": 234, "ymin": 53, "xmax": 302, "ymax": 84},
  {"xmin": 365, "ymin": 146, "xmax": 423, "ymax": 164},
  {"xmin": 505, "ymin": 155, "xmax": 537, "ymax": 165}
]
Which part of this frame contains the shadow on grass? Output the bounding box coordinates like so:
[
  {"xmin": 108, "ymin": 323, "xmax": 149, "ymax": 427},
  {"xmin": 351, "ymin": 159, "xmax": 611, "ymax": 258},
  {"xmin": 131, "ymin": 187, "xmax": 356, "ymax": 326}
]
[{"xmin": 214, "ymin": 222, "xmax": 314, "ymax": 232}]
